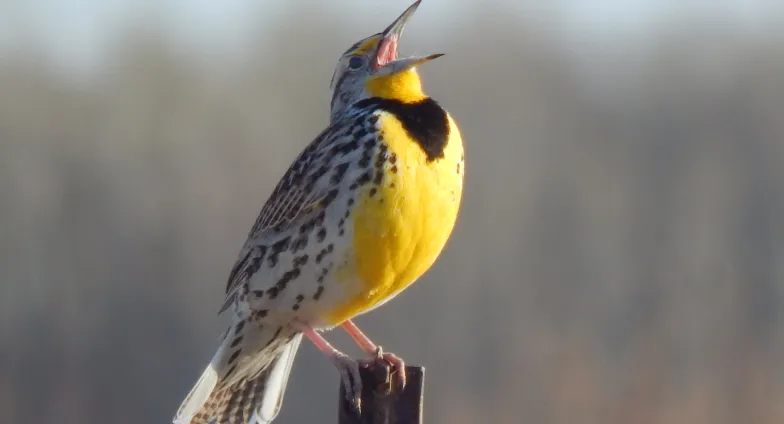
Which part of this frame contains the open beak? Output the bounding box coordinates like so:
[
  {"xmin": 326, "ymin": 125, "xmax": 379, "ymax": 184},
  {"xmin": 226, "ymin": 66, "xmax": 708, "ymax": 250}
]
[{"xmin": 372, "ymin": 0, "xmax": 443, "ymax": 73}]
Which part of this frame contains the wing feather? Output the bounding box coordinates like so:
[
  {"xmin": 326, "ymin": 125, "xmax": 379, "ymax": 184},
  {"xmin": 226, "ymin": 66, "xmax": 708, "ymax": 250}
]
[{"xmin": 221, "ymin": 124, "xmax": 347, "ymax": 309}]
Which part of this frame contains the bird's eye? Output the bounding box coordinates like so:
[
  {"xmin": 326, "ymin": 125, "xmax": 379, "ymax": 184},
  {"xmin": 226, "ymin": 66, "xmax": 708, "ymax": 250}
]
[{"xmin": 347, "ymin": 56, "xmax": 364, "ymax": 70}]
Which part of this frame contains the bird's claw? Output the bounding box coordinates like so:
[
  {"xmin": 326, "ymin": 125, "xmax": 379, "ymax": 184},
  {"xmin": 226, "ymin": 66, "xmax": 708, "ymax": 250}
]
[
  {"xmin": 359, "ymin": 347, "xmax": 406, "ymax": 392},
  {"xmin": 332, "ymin": 353, "xmax": 363, "ymax": 413}
]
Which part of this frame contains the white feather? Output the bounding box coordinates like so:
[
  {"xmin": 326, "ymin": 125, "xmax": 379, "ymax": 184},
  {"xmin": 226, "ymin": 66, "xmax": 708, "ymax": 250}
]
[
  {"xmin": 173, "ymin": 362, "xmax": 220, "ymax": 424},
  {"xmin": 256, "ymin": 333, "xmax": 303, "ymax": 423}
]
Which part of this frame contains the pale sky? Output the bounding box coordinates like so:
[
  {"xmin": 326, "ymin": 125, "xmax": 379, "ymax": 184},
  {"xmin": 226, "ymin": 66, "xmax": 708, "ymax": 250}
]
[{"xmin": 0, "ymin": 0, "xmax": 780, "ymax": 74}]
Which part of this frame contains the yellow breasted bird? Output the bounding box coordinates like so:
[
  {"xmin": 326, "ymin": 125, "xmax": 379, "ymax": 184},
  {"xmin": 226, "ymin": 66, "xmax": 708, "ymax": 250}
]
[{"xmin": 173, "ymin": 1, "xmax": 464, "ymax": 422}]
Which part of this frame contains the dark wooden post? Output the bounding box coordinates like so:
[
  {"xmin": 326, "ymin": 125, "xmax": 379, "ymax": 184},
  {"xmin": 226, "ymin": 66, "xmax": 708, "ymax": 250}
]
[{"xmin": 338, "ymin": 364, "xmax": 425, "ymax": 424}]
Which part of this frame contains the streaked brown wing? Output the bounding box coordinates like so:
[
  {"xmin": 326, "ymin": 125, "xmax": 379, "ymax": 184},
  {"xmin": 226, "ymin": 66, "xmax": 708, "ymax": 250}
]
[{"xmin": 220, "ymin": 125, "xmax": 345, "ymax": 309}]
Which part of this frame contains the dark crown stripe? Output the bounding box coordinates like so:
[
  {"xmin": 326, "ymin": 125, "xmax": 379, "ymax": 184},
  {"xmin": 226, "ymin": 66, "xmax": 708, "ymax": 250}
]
[{"xmin": 353, "ymin": 97, "xmax": 450, "ymax": 162}]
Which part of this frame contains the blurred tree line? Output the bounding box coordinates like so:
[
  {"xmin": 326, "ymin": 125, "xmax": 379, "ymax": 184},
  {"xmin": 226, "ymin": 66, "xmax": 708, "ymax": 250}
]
[{"xmin": 0, "ymin": 4, "xmax": 782, "ymax": 424}]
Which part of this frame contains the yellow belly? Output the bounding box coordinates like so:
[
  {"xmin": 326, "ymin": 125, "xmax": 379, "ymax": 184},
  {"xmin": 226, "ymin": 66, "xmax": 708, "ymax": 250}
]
[{"xmin": 326, "ymin": 112, "xmax": 464, "ymax": 324}]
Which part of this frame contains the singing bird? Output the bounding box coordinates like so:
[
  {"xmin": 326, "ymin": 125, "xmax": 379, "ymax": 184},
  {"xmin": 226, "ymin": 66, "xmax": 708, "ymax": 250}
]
[{"xmin": 174, "ymin": 1, "xmax": 464, "ymax": 422}]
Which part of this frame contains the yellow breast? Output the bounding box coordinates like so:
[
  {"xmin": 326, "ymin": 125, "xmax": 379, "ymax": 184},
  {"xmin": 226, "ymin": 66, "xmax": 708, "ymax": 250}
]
[{"xmin": 327, "ymin": 111, "xmax": 464, "ymax": 324}]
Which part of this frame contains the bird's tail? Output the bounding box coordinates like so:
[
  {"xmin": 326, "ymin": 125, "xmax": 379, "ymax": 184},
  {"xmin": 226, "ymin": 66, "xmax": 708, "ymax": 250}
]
[{"xmin": 174, "ymin": 322, "xmax": 302, "ymax": 424}]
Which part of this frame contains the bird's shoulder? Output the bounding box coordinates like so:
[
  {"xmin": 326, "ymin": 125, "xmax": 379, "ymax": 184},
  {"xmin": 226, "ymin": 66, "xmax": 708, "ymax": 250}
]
[
  {"xmin": 220, "ymin": 110, "xmax": 383, "ymax": 307},
  {"xmin": 245, "ymin": 109, "xmax": 382, "ymax": 238}
]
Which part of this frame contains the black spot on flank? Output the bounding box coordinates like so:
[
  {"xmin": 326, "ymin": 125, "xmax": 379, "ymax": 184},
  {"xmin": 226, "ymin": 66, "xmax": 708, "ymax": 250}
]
[
  {"xmin": 234, "ymin": 321, "xmax": 245, "ymax": 335},
  {"xmin": 369, "ymin": 188, "xmax": 377, "ymax": 197},
  {"xmin": 267, "ymin": 254, "xmax": 279, "ymax": 268},
  {"xmin": 253, "ymin": 290, "xmax": 264, "ymax": 298},
  {"xmin": 275, "ymin": 268, "xmax": 301, "ymax": 291},
  {"xmin": 292, "ymin": 304, "xmax": 300, "ymax": 311},
  {"xmin": 327, "ymin": 244, "xmax": 334, "ymax": 253},
  {"xmin": 271, "ymin": 237, "xmax": 291, "ymax": 254},
  {"xmin": 313, "ymin": 286, "xmax": 325, "ymax": 300},
  {"xmin": 390, "ymin": 182, "xmax": 396, "ymax": 188},
  {"xmin": 267, "ymin": 287, "xmax": 279, "ymax": 299},
  {"xmin": 391, "ymin": 165, "xmax": 398, "ymax": 174},
  {"xmin": 389, "ymin": 154, "xmax": 397, "ymax": 164},
  {"xmin": 368, "ymin": 115, "xmax": 379, "ymax": 125},
  {"xmin": 228, "ymin": 349, "xmax": 241, "ymax": 365},
  {"xmin": 347, "ymin": 198, "xmax": 354, "ymax": 206},
  {"xmin": 457, "ymin": 162, "xmax": 461, "ymax": 174},
  {"xmin": 373, "ymin": 153, "xmax": 386, "ymax": 185},
  {"xmin": 355, "ymin": 171, "xmax": 372, "ymax": 186},
  {"xmin": 344, "ymin": 209, "xmax": 351, "ymax": 219},
  {"xmin": 338, "ymin": 218, "xmax": 345, "ymax": 228},
  {"xmin": 293, "ymin": 254, "xmax": 309, "ymax": 268},
  {"xmin": 296, "ymin": 294, "xmax": 305, "ymax": 302},
  {"xmin": 317, "ymin": 275, "xmax": 325, "ymax": 284},
  {"xmin": 317, "ymin": 228, "xmax": 327, "ymax": 242},
  {"xmin": 315, "ymin": 248, "xmax": 328, "ymax": 264},
  {"xmin": 322, "ymin": 189, "xmax": 339, "ymax": 208},
  {"xmin": 291, "ymin": 236, "xmax": 308, "ymax": 253},
  {"xmin": 359, "ymin": 147, "xmax": 373, "ymax": 168},
  {"xmin": 331, "ymin": 162, "xmax": 350, "ymax": 185},
  {"xmin": 230, "ymin": 336, "xmax": 244, "ymax": 348},
  {"xmin": 252, "ymin": 309, "xmax": 268, "ymax": 320},
  {"xmin": 364, "ymin": 138, "xmax": 376, "ymax": 149},
  {"xmin": 339, "ymin": 229, "xmax": 345, "ymax": 236},
  {"xmin": 354, "ymin": 97, "xmax": 450, "ymax": 162},
  {"xmin": 320, "ymin": 267, "xmax": 330, "ymax": 278}
]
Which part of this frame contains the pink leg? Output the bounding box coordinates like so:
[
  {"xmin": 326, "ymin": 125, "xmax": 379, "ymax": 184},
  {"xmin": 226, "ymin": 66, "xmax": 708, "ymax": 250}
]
[
  {"xmin": 293, "ymin": 322, "xmax": 363, "ymax": 411},
  {"xmin": 341, "ymin": 320, "xmax": 407, "ymax": 389},
  {"xmin": 341, "ymin": 320, "xmax": 378, "ymax": 353}
]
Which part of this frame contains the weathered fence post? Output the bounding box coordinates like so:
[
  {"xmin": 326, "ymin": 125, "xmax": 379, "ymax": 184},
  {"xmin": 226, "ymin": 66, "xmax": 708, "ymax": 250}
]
[{"xmin": 338, "ymin": 363, "xmax": 425, "ymax": 424}]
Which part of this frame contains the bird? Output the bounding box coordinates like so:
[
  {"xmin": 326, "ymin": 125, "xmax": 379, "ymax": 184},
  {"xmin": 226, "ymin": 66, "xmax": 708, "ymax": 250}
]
[{"xmin": 173, "ymin": 1, "xmax": 464, "ymax": 423}]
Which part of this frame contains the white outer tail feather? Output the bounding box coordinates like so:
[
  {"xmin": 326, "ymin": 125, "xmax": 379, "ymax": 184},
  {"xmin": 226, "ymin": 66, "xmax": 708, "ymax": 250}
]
[
  {"xmin": 256, "ymin": 334, "xmax": 302, "ymax": 422},
  {"xmin": 174, "ymin": 331, "xmax": 303, "ymax": 424},
  {"xmin": 174, "ymin": 340, "xmax": 226, "ymax": 424}
]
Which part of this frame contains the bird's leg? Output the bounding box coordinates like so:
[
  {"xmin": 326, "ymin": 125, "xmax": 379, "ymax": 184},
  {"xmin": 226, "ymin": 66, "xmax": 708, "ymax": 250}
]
[
  {"xmin": 293, "ymin": 322, "xmax": 363, "ymax": 412},
  {"xmin": 341, "ymin": 320, "xmax": 406, "ymax": 389}
]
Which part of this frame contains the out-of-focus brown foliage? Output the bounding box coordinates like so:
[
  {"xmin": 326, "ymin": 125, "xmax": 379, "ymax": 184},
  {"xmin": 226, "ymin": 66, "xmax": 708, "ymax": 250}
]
[{"xmin": 1, "ymin": 4, "xmax": 782, "ymax": 424}]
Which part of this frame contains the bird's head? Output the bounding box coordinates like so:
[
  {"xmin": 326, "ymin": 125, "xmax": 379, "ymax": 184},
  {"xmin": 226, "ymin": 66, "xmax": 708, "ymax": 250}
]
[{"xmin": 329, "ymin": 0, "xmax": 443, "ymax": 120}]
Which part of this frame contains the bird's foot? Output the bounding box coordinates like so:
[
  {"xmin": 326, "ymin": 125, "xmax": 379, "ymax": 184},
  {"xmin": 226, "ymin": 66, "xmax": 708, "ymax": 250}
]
[
  {"xmin": 358, "ymin": 346, "xmax": 406, "ymax": 392},
  {"xmin": 339, "ymin": 321, "xmax": 407, "ymax": 392},
  {"xmin": 332, "ymin": 352, "xmax": 363, "ymax": 413}
]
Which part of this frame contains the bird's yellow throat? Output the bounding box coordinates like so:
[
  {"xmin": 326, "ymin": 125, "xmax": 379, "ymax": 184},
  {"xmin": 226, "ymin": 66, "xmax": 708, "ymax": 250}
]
[{"xmin": 366, "ymin": 69, "xmax": 427, "ymax": 104}]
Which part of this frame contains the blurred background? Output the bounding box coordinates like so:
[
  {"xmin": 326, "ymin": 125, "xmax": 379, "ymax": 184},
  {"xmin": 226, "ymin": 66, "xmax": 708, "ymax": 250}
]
[{"xmin": 1, "ymin": 1, "xmax": 783, "ymax": 423}]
